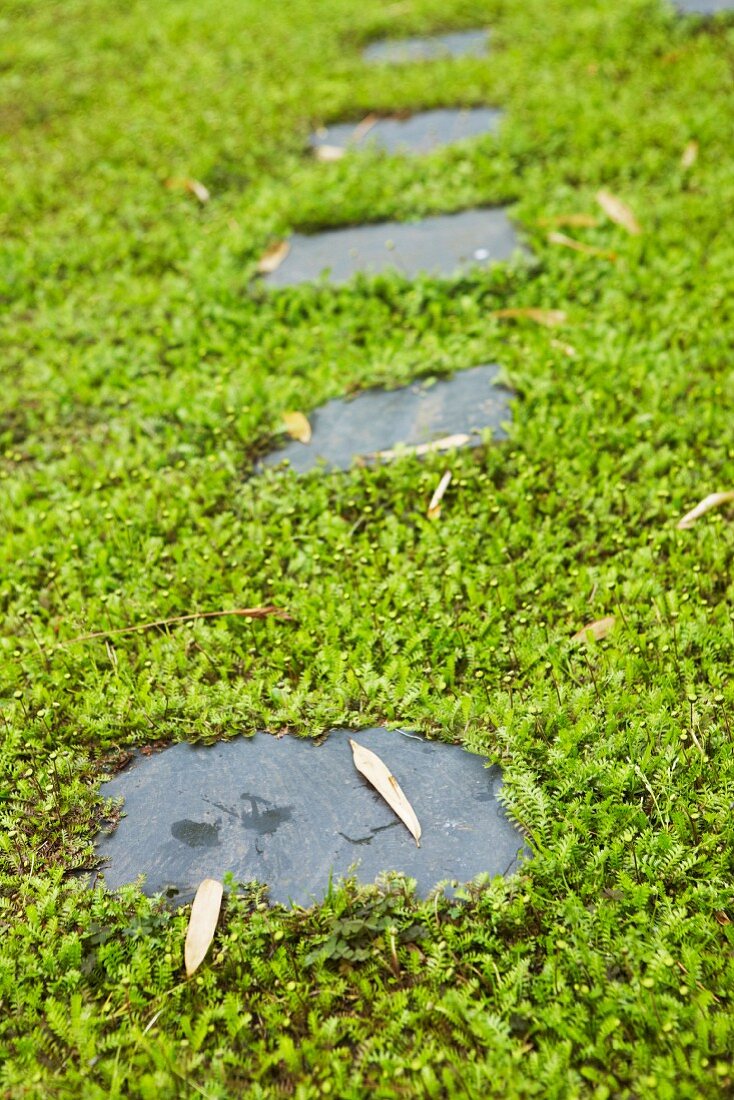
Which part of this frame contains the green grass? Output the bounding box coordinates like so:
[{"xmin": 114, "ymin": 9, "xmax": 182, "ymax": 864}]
[{"xmin": 3, "ymin": 0, "xmax": 734, "ymax": 1094}]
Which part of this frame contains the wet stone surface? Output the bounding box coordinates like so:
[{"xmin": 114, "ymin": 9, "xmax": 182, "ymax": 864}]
[
  {"xmin": 263, "ymin": 207, "xmax": 520, "ymax": 288},
  {"xmin": 95, "ymin": 728, "xmax": 526, "ymax": 907},
  {"xmin": 363, "ymin": 30, "xmax": 489, "ymax": 64},
  {"xmin": 261, "ymin": 363, "xmax": 510, "ymax": 473},
  {"xmin": 677, "ymin": 0, "xmax": 734, "ymax": 10},
  {"xmin": 311, "ymin": 107, "xmax": 502, "ymax": 157}
]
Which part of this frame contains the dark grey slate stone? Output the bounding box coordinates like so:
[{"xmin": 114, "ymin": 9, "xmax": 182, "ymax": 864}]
[
  {"xmin": 95, "ymin": 728, "xmax": 526, "ymax": 907},
  {"xmin": 676, "ymin": 0, "xmax": 734, "ymax": 11},
  {"xmin": 363, "ymin": 30, "xmax": 489, "ymax": 64},
  {"xmin": 263, "ymin": 208, "xmax": 520, "ymax": 288},
  {"xmin": 311, "ymin": 107, "xmax": 502, "ymax": 157},
  {"xmin": 261, "ymin": 363, "xmax": 510, "ymax": 473}
]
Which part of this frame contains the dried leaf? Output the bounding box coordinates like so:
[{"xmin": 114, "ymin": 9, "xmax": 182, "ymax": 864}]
[
  {"xmin": 185, "ymin": 879, "xmax": 223, "ymax": 977},
  {"xmin": 548, "ymin": 231, "xmax": 617, "ymax": 260},
  {"xmin": 677, "ymin": 490, "xmax": 734, "ymax": 529},
  {"xmin": 572, "ymin": 615, "xmax": 616, "ymax": 643},
  {"xmin": 427, "ymin": 470, "xmax": 452, "ymax": 520},
  {"xmin": 314, "ymin": 144, "xmax": 345, "ymax": 162},
  {"xmin": 352, "ymin": 113, "xmax": 379, "ymax": 142},
  {"xmin": 373, "ymin": 432, "xmax": 470, "ymax": 462},
  {"xmin": 550, "ymin": 338, "xmax": 577, "ymax": 358},
  {"xmin": 62, "ymin": 605, "xmax": 290, "ymax": 646},
  {"xmin": 186, "ymin": 179, "xmax": 210, "ymax": 204},
  {"xmin": 681, "ymin": 140, "xmax": 699, "ymax": 169},
  {"xmin": 491, "ymin": 308, "xmax": 567, "ymax": 327},
  {"xmin": 164, "ymin": 177, "xmax": 210, "ymax": 203},
  {"xmin": 538, "ymin": 214, "xmax": 599, "ymax": 228},
  {"xmin": 595, "ymin": 190, "xmax": 642, "ymax": 236},
  {"xmin": 715, "ymin": 910, "xmax": 732, "ymax": 926},
  {"xmin": 349, "ymin": 739, "xmax": 421, "ymax": 846},
  {"xmin": 282, "ymin": 410, "xmax": 312, "ymax": 443},
  {"xmin": 257, "ymin": 240, "xmax": 290, "ymax": 275}
]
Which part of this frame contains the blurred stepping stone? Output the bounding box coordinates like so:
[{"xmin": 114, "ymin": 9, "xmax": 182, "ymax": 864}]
[
  {"xmin": 363, "ymin": 29, "xmax": 489, "ymax": 63},
  {"xmin": 95, "ymin": 728, "xmax": 526, "ymax": 907},
  {"xmin": 262, "ymin": 363, "xmax": 510, "ymax": 473},
  {"xmin": 311, "ymin": 107, "xmax": 502, "ymax": 157},
  {"xmin": 676, "ymin": 0, "xmax": 734, "ymax": 10},
  {"xmin": 262, "ymin": 207, "xmax": 520, "ymax": 288}
]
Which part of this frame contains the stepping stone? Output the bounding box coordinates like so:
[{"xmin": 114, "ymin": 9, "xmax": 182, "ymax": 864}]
[
  {"xmin": 363, "ymin": 29, "xmax": 489, "ymax": 64},
  {"xmin": 311, "ymin": 107, "xmax": 502, "ymax": 158},
  {"xmin": 262, "ymin": 208, "xmax": 520, "ymax": 288},
  {"xmin": 95, "ymin": 728, "xmax": 526, "ymax": 907},
  {"xmin": 676, "ymin": 0, "xmax": 734, "ymax": 10},
  {"xmin": 262, "ymin": 363, "xmax": 510, "ymax": 473}
]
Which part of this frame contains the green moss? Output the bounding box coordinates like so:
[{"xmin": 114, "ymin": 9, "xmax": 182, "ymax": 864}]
[{"xmin": 2, "ymin": 0, "xmax": 734, "ymax": 1094}]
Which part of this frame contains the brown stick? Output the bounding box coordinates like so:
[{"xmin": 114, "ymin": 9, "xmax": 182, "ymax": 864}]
[{"xmin": 60, "ymin": 606, "xmax": 290, "ymax": 646}]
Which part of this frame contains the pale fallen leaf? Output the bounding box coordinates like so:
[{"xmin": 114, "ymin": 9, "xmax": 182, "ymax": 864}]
[
  {"xmin": 257, "ymin": 240, "xmax": 290, "ymax": 275},
  {"xmin": 282, "ymin": 410, "xmax": 312, "ymax": 443},
  {"xmin": 572, "ymin": 615, "xmax": 616, "ymax": 643},
  {"xmin": 186, "ymin": 179, "xmax": 210, "ymax": 204},
  {"xmin": 491, "ymin": 308, "xmax": 567, "ymax": 327},
  {"xmin": 538, "ymin": 214, "xmax": 599, "ymax": 228},
  {"xmin": 681, "ymin": 140, "xmax": 699, "ymax": 169},
  {"xmin": 427, "ymin": 470, "xmax": 452, "ymax": 520},
  {"xmin": 550, "ymin": 338, "xmax": 576, "ymax": 357},
  {"xmin": 185, "ymin": 878, "xmax": 223, "ymax": 977},
  {"xmin": 353, "ymin": 113, "xmax": 379, "ymax": 142},
  {"xmin": 373, "ymin": 433, "xmax": 470, "ymax": 462},
  {"xmin": 596, "ymin": 190, "xmax": 641, "ymax": 236},
  {"xmin": 677, "ymin": 490, "xmax": 734, "ymax": 529},
  {"xmin": 314, "ymin": 144, "xmax": 345, "ymax": 162},
  {"xmin": 164, "ymin": 178, "xmax": 210, "ymax": 204},
  {"xmin": 548, "ymin": 231, "xmax": 617, "ymax": 260},
  {"xmin": 349, "ymin": 739, "xmax": 421, "ymax": 846}
]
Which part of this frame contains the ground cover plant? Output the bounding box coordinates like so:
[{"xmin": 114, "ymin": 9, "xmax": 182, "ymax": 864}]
[{"xmin": 2, "ymin": 0, "xmax": 734, "ymax": 1094}]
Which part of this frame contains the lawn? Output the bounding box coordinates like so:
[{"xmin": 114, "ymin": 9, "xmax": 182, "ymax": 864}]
[{"xmin": 2, "ymin": 0, "xmax": 734, "ymax": 1095}]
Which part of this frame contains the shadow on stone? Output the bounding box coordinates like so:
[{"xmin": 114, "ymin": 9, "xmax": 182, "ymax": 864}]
[
  {"xmin": 261, "ymin": 364, "xmax": 510, "ymax": 474},
  {"xmin": 311, "ymin": 107, "xmax": 502, "ymax": 157},
  {"xmin": 95, "ymin": 728, "xmax": 527, "ymax": 907},
  {"xmin": 262, "ymin": 208, "xmax": 521, "ymax": 288},
  {"xmin": 363, "ymin": 30, "xmax": 489, "ymax": 64}
]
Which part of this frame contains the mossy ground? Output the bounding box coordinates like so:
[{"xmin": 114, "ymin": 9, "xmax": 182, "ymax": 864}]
[{"xmin": 2, "ymin": 0, "xmax": 734, "ymax": 1095}]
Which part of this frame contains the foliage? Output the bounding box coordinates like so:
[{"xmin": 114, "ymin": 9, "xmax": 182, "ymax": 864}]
[{"xmin": 2, "ymin": 0, "xmax": 734, "ymax": 1095}]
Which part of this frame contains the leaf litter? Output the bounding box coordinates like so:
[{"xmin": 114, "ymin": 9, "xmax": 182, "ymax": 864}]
[
  {"xmin": 427, "ymin": 470, "xmax": 452, "ymax": 520},
  {"xmin": 491, "ymin": 308, "xmax": 567, "ymax": 327},
  {"xmin": 571, "ymin": 615, "xmax": 616, "ymax": 643},
  {"xmin": 677, "ymin": 490, "xmax": 734, "ymax": 529},
  {"xmin": 257, "ymin": 240, "xmax": 290, "ymax": 274},
  {"xmin": 185, "ymin": 878, "xmax": 224, "ymax": 977},
  {"xmin": 596, "ymin": 190, "xmax": 641, "ymax": 235},
  {"xmin": 349, "ymin": 739, "xmax": 422, "ymax": 846},
  {"xmin": 547, "ymin": 232, "xmax": 617, "ymax": 260},
  {"xmin": 282, "ymin": 411, "xmax": 312, "ymax": 443}
]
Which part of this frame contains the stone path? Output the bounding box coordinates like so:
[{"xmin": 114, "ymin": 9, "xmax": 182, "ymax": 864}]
[
  {"xmin": 98, "ymin": 26, "xmax": 527, "ymax": 903},
  {"xmin": 677, "ymin": 0, "xmax": 734, "ymax": 11},
  {"xmin": 263, "ymin": 364, "xmax": 509, "ymax": 473},
  {"xmin": 310, "ymin": 107, "xmax": 502, "ymax": 157},
  {"xmin": 362, "ymin": 29, "xmax": 489, "ymax": 64},
  {"xmin": 96, "ymin": 729, "xmax": 525, "ymax": 906},
  {"xmin": 263, "ymin": 207, "xmax": 519, "ymax": 287}
]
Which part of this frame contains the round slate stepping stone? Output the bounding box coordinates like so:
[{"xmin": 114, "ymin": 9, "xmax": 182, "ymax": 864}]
[
  {"xmin": 363, "ymin": 30, "xmax": 489, "ymax": 64},
  {"xmin": 311, "ymin": 107, "xmax": 503, "ymax": 158},
  {"xmin": 676, "ymin": 0, "xmax": 734, "ymax": 10},
  {"xmin": 262, "ymin": 208, "xmax": 520, "ymax": 288},
  {"xmin": 261, "ymin": 364, "xmax": 510, "ymax": 474},
  {"xmin": 95, "ymin": 728, "xmax": 526, "ymax": 907}
]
